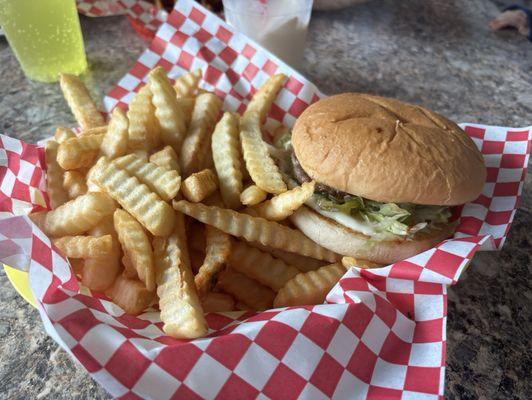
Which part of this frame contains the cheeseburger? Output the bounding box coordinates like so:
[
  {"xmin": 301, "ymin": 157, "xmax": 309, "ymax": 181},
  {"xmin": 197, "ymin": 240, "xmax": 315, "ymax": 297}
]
[{"xmin": 281, "ymin": 93, "xmax": 486, "ymax": 264}]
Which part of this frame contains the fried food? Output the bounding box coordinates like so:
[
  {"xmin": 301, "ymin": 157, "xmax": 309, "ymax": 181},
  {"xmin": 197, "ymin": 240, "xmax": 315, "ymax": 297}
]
[
  {"xmin": 180, "ymin": 92, "xmax": 222, "ymax": 176},
  {"xmin": 252, "ymin": 181, "xmax": 315, "ymax": 221},
  {"xmin": 228, "ymin": 241, "xmax": 299, "ymax": 291},
  {"xmin": 217, "ymin": 268, "xmax": 275, "ymax": 311},
  {"xmin": 109, "ymin": 274, "xmax": 155, "ymax": 315},
  {"xmin": 211, "ymin": 112, "xmax": 244, "ymax": 209},
  {"xmin": 100, "ymin": 107, "xmax": 128, "ymax": 159},
  {"xmin": 173, "ymin": 200, "xmax": 339, "ymax": 262},
  {"xmin": 127, "ymin": 85, "xmax": 160, "ymax": 151},
  {"xmin": 174, "ymin": 69, "xmax": 202, "ymax": 98},
  {"xmin": 149, "ymin": 145, "xmax": 180, "ymax": 173},
  {"xmin": 181, "ymin": 169, "xmax": 218, "ymax": 203},
  {"xmin": 202, "ymin": 292, "xmax": 235, "ymax": 313},
  {"xmin": 63, "ymin": 170, "xmax": 87, "ymax": 199},
  {"xmin": 113, "ymin": 153, "xmax": 181, "ymax": 201},
  {"xmin": 54, "ymin": 127, "xmax": 75, "ymax": 144},
  {"xmin": 91, "ymin": 157, "xmax": 174, "ymax": 236},
  {"xmin": 53, "ymin": 235, "xmax": 112, "ymax": 258},
  {"xmin": 57, "ymin": 133, "xmax": 105, "ymax": 170},
  {"xmin": 240, "ymin": 184, "xmax": 267, "ymax": 206},
  {"xmin": 274, "ymin": 263, "xmax": 347, "ymax": 307},
  {"xmin": 44, "ymin": 140, "xmax": 69, "ymax": 209},
  {"xmin": 43, "ymin": 192, "xmax": 116, "ymax": 237},
  {"xmin": 59, "ymin": 73, "xmax": 105, "ymax": 129}
]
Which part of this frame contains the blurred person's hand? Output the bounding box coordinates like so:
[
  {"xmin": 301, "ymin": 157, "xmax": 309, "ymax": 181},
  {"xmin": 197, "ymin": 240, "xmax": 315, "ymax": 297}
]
[{"xmin": 490, "ymin": 5, "xmax": 531, "ymax": 40}]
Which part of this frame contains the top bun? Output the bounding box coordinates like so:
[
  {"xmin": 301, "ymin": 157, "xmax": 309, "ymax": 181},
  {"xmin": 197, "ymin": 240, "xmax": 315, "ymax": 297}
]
[{"xmin": 292, "ymin": 93, "xmax": 486, "ymax": 205}]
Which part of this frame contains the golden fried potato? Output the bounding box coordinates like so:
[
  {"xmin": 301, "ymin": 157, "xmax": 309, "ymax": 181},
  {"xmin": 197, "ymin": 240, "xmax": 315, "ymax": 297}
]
[
  {"xmin": 100, "ymin": 107, "xmax": 128, "ymax": 159},
  {"xmin": 83, "ymin": 216, "xmax": 122, "ymax": 291},
  {"xmin": 174, "ymin": 69, "xmax": 202, "ymax": 98},
  {"xmin": 148, "ymin": 67, "xmax": 187, "ymax": 153},
  {"xmin": 109, "ymin": 274, "xmax": 155, "ymax": 315},
  {"xmin": 45, "ymin": 140, "xmax": 69, "ymax": 209},
  {"xmin": 194, "ymin": 226, "xmax": 231, "ymax": 297},
  {"xmin": 202, "ymin": 292, "xmax": 235, "ymax": 313},
  {"xmin": 113, "ymin": 153, "xmax": 181, "ymax": 201},
  {"xmin": 149, "ymin": 145, "xmax": 180, "ymax": 174},
  {"xmin": 43, "ymin": 192, "xmax": 116, "ymax": 237},
  {"xmin": 248, "ymin": 241, "xmax": 327, "ymax": 272},
  {"xmin": 252, "ymin": 181, "xmax": 315, "ymax": 221},
  {"xmin": 239, "ymin": 111, "xmax": 286, "ymax": 194},
  {"xmin": 154, "ymin": 212, "xmax": 207, "ymax": 339},
  {"xmin": 63, "ymin": 170, "xmax": 87, "ymax": 199},
  {"xmin": 59, "ymin": 73, "xmax": 105, "ymax": 129},
  {"xmin": 127, "ymin": 85, "xmax": 160, "ymax": 151},
  {"xmin": 244, "ymin": 74, "xmax": 286, "ymax": 121},
  {"xmin": 57, "ymin": 134, "xmax": 105, "ymax": 170},
  {"xmin": 92, "ymin": 157, "xmax": 175, "ymax": 236},
  {"xmin": 240, "ymin": 184, "xmax": 267, "ymax": 206},
  {"xmin": 228, "ymin": 241, "xmax": 299, "ymax": 291},
  {"xmin": 211, "ymin": 112, "xmax": 244, "ymax": 209},
  {"xmin": 114, "ymin": 209, "xmax": 155, "ymax": 292},
  {"xmin": 181, "ymin": 169, "xmax": 218, "ymax": 203},
  {"xmin": 217, "ymin": 268, "xmax": 275, "ymax": 311},
  {"xmin": 173, "ymin": 200, "xmax": 339, "ymax": 262},
  {"xmin": 54, "ymin": 127, "xmax": 75, "ymax": 144},
  {"xmin": 274, "ymin": 263, "xmax": 347, "ymax": 307},
  {"xmin": 53, "ymin": 235, "xmax": 112, "ymax": 258},
  {"xmin": 180, "ymin": 93, "xmax": 222, "ymax": 176},
  {"xmin": 341, "ymin": 256, "xmax": 381, "ymax": 269}
]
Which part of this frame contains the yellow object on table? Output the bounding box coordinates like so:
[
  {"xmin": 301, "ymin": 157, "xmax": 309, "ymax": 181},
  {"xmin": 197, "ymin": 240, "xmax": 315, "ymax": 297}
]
[{"xmin": 3, "ymin": 264, "xmax": 36, "ymax": 308}]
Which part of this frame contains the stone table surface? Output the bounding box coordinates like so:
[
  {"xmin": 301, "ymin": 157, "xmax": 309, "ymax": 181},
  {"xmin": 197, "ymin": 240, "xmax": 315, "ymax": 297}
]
[{"xmin": 0, "ymin": 1, "xmax": 531, "ymax": 399}]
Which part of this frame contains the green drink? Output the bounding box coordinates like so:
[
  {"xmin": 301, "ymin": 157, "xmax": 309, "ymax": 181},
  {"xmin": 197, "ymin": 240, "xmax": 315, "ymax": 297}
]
[{"xmin": 0, "ymin": 0, "xmax": 87, "ymax": 82}]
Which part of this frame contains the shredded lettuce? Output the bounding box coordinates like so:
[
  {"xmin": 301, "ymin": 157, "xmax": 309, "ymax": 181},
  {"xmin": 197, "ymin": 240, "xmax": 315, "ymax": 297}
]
[
  {"xmin": 313, "ymin": 192, "xmax": 451, "ymax": 240},
  {"xmin": 273, "ymin": 131, "xmax": 292, "ymax": 151}
]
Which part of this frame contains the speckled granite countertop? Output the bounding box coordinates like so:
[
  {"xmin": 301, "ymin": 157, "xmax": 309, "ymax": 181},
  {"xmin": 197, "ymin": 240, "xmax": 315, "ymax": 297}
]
[{"xmin": 0, "ymin": 1, "xmax": 530, "ymax": 399}]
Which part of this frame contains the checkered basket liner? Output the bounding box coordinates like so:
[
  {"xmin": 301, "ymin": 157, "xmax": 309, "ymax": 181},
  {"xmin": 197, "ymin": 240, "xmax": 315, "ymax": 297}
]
[
  {"xmin": 76, "ymin": 0, "xmax": 167, "ymax": 38},
  {"xmin": 1, "ymin": 0, "xmax": 531, "ymax": 398}
]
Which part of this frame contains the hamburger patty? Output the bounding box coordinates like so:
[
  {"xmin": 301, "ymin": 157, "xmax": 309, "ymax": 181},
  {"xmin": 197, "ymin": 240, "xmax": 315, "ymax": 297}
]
[{"xmin": 291, "ymin": 151, "xmax": 349, "ymax": 198}]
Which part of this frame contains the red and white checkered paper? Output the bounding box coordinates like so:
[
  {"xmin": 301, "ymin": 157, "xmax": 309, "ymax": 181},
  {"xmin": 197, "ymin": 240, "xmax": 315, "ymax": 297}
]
[
  {"xmin": 76, "ymin": 0, "xmax": 167, "ymax": 39},
  {"xmin": 1, "ymin": 0, "xmax": 531, "ymax": 398}
]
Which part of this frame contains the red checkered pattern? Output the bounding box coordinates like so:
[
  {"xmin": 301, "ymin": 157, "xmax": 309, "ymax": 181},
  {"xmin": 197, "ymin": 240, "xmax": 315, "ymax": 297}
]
[
  {"xmin": 76, "ymin": 0, "xmax": 167, "ymax": 39},
  {"xmin": 1, "ymin": 1, "xmax": 531, "ymax": 399}
]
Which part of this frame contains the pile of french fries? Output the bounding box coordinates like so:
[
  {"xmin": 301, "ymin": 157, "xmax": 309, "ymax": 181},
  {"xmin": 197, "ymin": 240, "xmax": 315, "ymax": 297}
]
[{"xmin": 33, "ymin": 68, "xmax": 376, "ymax": 339}]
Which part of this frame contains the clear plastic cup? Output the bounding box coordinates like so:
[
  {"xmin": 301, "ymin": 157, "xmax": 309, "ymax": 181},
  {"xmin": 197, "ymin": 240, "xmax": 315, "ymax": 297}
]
[
  {"xmin": 0, "ymin": 0, "xmax": 87, "ymax": 82},
  {"xmin": 222, "ymin": 0, "xmax": 313, "ymax": 68}
]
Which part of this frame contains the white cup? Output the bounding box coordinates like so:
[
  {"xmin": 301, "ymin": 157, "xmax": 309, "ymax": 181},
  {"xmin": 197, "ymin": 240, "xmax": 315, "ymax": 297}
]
[{"xmin": 222, "ymin": 0, "xmax": 313, "ymax": 68}]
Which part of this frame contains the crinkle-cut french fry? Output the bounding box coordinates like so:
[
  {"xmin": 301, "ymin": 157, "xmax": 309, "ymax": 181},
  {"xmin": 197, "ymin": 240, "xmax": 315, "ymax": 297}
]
[
  {"xmin": 101, "ymin": 107, "xmax": 128, "ymax": 159},
  {"xmin": 78, "ymin": 126, "xmax": 108, "ymax": 137},
  {"xmin": 177, "ymin": 97, "xmax": 195, "ymax": 127},
  {"xmin": 83, "ymin": 216, "xmax": 122, "ymax": 291},
  {"xmin": 114, "ymin": 209, "xmax": 155, "ymax": 292},
  {"xmin": 54, "ymin": 127, "xmax": 76, "ymax": 144},
  {"xmin": 29, "ymin": 211, "xmax": 47, "ymax": 232},
  {"xmin": 127, "ymin": 85, "xmax": 160, "ymax": 151},
  {"xmin": 113, "ymin": 153, "xmax": 181, "ymax": 201},
  {"xmin": 92, "ymin": 157, "xmax": 174, "ymax": 236},
  {"xmin": 63, "ymin": 170, "xmax": 88, "ymax": 199},
  {"xmin": 211, "ymin": 112, "xmax": 244, "ymax": 209},
  {"xmin": 57, "ymin": 134, "xmax": 105, "ymax": 170},
  {"xmin": 53, "ymin": 235, "xmax": 112, "ymax": 258},
  {"xmin": 85, "ymin": 163, "xmax": 102, "ymax": 192},
  {"xmin": 133, "ymin": 150, "xmax": 149, "ymax": 161},
  {"xmin": 274, "ymin": 263, "xmax": 347, "ymax": 307},
  {"xmin": 228, "ymin": 241, "xmax": 299, "ymax": 291},
  {"xmin": 148, "ymin": 67, "xmax": 187, "ymax": 153},
  {"xmin": 180, "ymin": 93, "xmax": 222, "ymax": 176},
  {"xmin": 341, "ymin": 256, "xmax": 381, "ymax": 269},
  {"xmin": 45, "ymin": 140, "xmax": 69, "ymax": 209},
  {"xmin": 240, "ymin": 184, "xmax": 267, "ymax": 206},
  {"xmin": 109, "ymin": 274, "xmax": 155, "ymax": 315},
  {"xmin": 149, "ymin": 145, "xmax": 180, "ymax": 174},
  {"xmin": 69, "ymin": 258, "xmax": 84, "ymax": 276},
  {"xmin": 239, "ymin": 111, "xmax": 287, "ymax": 194},
  {"xmin": 173, "ymin": 200, "xmax": 339, "ymax": 262},
  {"xmin": 248, "ymin": 241, "xmax": 327, "ymax": 272},
  {"xmin": 217, "ymin": 268, "xmax": 275, "ymax": 311},
  {"xmin": 202, "ymin": 292, "xmax": 235, "ymax": 313},
  {"xmin": 155, "ymin": 212, "xmax": 207, "ymax": 338},
  {"xmin": 194, "ymin": 226, "xmax": 231, "ymax": 297},
  {"xmin": 59, "ymin": 73, "xmax": 105, "ymax": 129},
  {"xmin": 181, "ymin": 169, "xmax": 218, "ymax": 203},
  {"xmin": 244, "ymin": 74, "xmax": 286, "ymax": 121},
  {"xmin": 174, "ymin": 69, "xmax": 202, "ymax": 98},
  {"xmin": 43, "ymin": 192, "xmax": 116, "ymax": 237},
  {"xmin": 122, "ymin": 253, "xmax": 138, "ymax": 279},
  {"xmin": 252, "ymin": 181, "xmax": 315, "ymax": 221}
]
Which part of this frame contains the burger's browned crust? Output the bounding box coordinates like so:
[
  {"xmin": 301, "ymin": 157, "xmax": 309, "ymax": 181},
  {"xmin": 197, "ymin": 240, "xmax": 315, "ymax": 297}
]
[
  {"xmin": 290, "ymin": 206, "xmax": 454, "ymax": 264},
  {"xmin": 292, "ymin": 93, "xmax": 486, "ymax": 205}
]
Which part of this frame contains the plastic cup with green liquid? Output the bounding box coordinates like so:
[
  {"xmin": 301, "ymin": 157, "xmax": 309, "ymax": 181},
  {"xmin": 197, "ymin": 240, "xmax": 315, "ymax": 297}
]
[{"xmin": 0, "ymin": 0, "xmax": 88, "ymax": 82}]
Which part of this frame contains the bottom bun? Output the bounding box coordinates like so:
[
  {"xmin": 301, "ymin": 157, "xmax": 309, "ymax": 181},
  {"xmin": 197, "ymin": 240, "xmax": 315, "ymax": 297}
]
[{"xmin": 290, "ymin": 206, "xmax": 455, "ymax": 265}]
